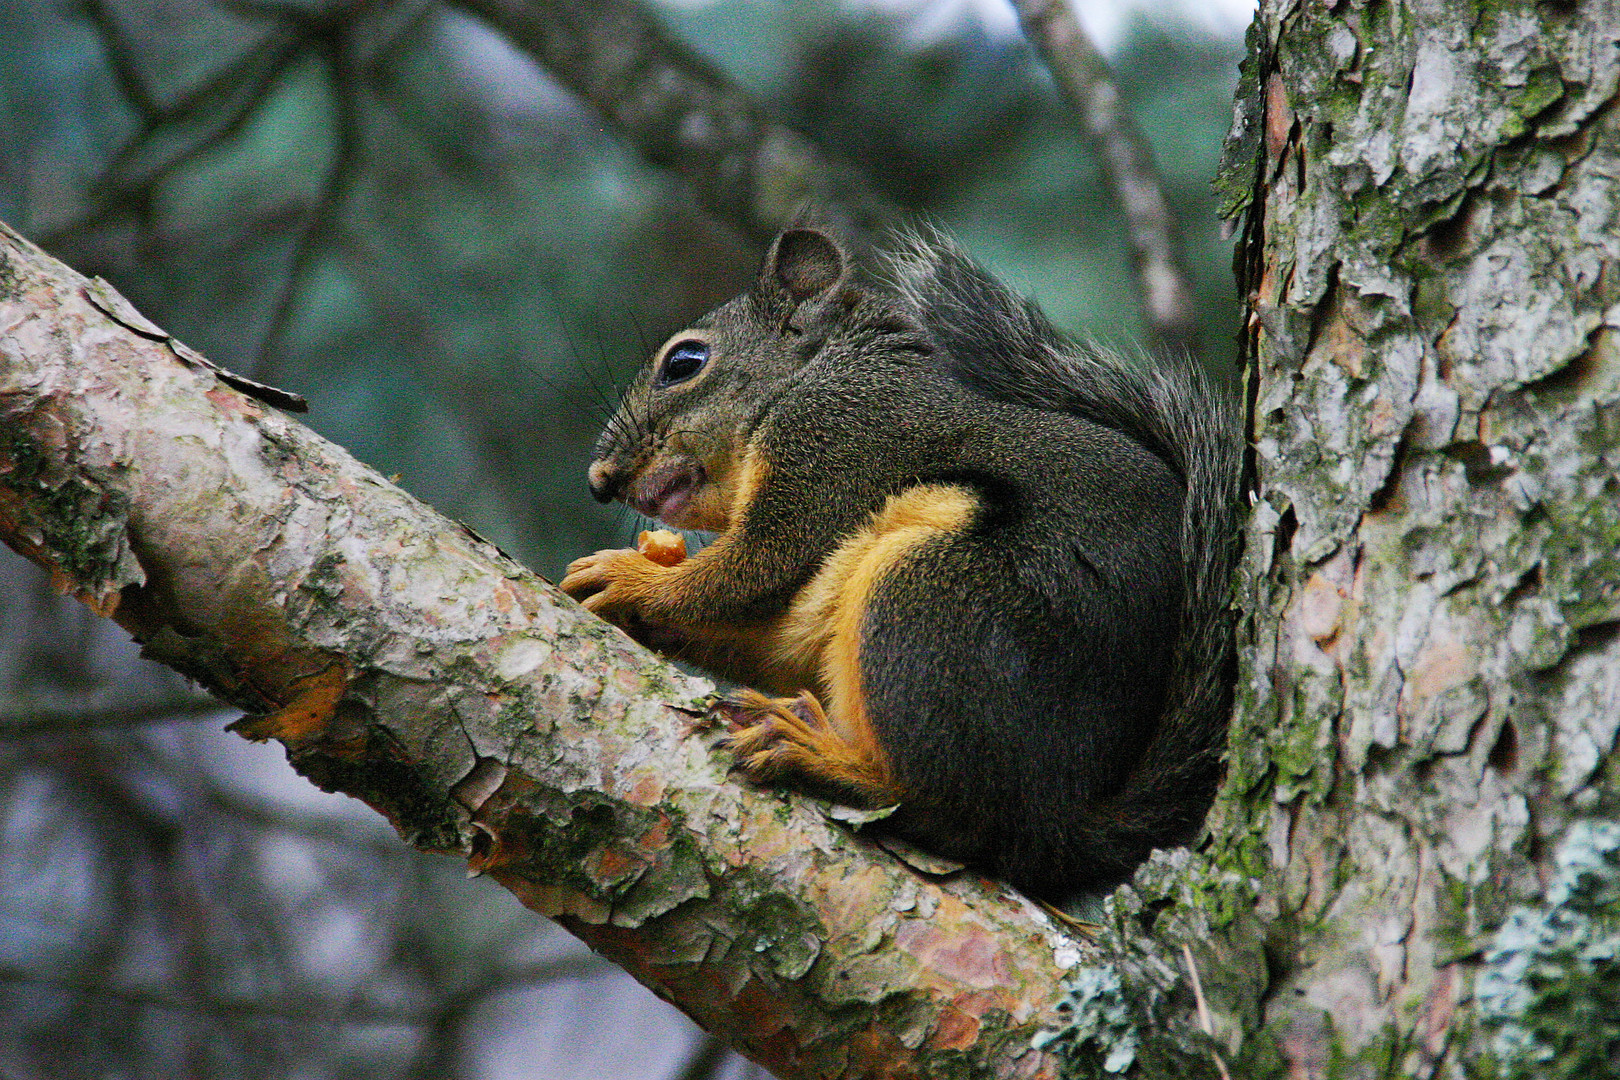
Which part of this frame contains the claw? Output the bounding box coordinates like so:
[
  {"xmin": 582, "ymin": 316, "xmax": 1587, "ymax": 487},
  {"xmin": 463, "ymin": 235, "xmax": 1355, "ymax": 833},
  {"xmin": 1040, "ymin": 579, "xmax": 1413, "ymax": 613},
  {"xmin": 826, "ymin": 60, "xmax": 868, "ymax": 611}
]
[{"xmin": 711, "ymin": 690, "xmax": 770, "ymax": 733}]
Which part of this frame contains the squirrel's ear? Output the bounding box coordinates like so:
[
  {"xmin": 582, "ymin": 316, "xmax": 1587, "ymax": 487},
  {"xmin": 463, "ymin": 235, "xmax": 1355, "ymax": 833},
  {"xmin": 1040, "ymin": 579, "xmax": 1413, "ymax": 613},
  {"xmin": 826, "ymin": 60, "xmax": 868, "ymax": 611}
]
[{"xmin": 765, "ymin": 228, "xmax": 846, "ymax": 306}]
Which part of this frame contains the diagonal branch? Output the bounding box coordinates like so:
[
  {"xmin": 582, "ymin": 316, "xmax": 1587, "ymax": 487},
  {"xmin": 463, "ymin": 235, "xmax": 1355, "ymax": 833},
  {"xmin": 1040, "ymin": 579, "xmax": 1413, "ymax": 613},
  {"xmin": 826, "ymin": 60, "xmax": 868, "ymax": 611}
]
[
  {"xmin": 0, "ymin": 694, "xmax": 227, "ymax": 736},
  {"xmin": 0, "ymin": 220, "xmax": 1092, "ymax": 1080},
  {"xmin": 76, "ymin": 0, "xmax": 161, "ymax": 121},
  {"xmin": 0, "ymin": 955, "xmax": 605, "ymax": 1026},
  {"xmin": 1011, "ymin": 0, "xmax": 1198, "ymax": 352},
  {"xmin": 459, "ymin": 0, "xmax": 1193, "ymax": 350},
  {"xmin": 249, "ymin": 22, "xmax": 367, "ymax": 382}
]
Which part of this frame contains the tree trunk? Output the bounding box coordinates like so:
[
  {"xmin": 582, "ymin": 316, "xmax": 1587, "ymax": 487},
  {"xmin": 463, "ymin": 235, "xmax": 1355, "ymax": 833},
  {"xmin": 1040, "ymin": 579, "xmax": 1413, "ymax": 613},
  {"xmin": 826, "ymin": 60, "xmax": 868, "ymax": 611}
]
[{"xmin": 1210, "ymin": 0, "xmax": 1620, "ymax": 1075}]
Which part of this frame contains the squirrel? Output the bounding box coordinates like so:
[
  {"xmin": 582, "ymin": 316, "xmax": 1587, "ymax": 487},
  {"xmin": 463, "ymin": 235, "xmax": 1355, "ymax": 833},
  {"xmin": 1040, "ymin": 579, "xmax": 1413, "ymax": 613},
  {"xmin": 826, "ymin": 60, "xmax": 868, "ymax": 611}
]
[{"xmin": 560, "ymin": 223, "xmax": 1242, "ymax": 899}]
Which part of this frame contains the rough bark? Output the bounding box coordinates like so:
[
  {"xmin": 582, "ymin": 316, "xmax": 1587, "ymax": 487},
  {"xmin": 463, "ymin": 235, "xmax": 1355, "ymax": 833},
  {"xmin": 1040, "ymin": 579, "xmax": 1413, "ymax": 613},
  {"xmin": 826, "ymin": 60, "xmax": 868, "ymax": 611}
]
[
  {"xmin": 0, "ymin": 220, "xmax": 1090, "ymax": 1080},
  {"xmin": 1212, "ymin": 1, "xmax": 1620, "ymax": 1076}
]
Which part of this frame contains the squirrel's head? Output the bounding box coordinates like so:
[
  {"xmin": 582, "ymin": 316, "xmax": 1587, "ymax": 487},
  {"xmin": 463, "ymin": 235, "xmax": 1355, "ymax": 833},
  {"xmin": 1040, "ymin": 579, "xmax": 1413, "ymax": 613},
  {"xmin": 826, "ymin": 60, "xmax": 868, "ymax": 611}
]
[{"xmin": 586, "ymin": 225, "xmax": 877, "ymax": 532}]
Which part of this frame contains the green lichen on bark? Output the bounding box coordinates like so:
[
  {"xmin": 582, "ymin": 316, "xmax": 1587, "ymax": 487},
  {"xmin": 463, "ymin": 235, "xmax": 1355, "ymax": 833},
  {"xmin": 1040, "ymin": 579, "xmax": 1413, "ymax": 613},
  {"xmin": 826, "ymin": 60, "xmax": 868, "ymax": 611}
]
[
  {"xmin": 0, "ymin": 428, "xmax": 143, "ymax": 593},
  {"xmin": 717, "ymin": 867, "xmax": 824, "ymax": 980},
  {"xmin": 1035, "ymin": 849, "xmax": 1268, "ymax": 1080},
  {"xmin": 1038, "ymin": 964, "xmax": 1141, "ymax": 1076},
  {"xmin": 1214, "ymin": 16, "xmax": 1268, "ymax": 221}
]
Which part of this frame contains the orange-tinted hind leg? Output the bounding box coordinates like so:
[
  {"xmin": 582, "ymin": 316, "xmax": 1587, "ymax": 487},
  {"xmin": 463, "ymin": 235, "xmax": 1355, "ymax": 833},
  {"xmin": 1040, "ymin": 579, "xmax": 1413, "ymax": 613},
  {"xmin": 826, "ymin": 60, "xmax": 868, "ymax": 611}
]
[
  {"xmin": 711, "ymin": 485, "xmax": 979, "ymax": 812},
  {"xmin": 716, "ymin": 689, "xmax": 903, "ymax": 809}
]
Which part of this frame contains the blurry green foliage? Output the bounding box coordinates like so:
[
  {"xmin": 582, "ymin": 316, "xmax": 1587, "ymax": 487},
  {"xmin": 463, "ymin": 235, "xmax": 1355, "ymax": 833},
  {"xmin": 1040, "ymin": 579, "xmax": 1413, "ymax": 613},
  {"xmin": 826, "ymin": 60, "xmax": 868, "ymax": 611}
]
[
  {"xmin": 0, "ymin": 0, "xmax": 1242, "ymax": 580},
  {"xmin": 671, "ymin": 2, "xmax": 1243, "ymax": 356}
]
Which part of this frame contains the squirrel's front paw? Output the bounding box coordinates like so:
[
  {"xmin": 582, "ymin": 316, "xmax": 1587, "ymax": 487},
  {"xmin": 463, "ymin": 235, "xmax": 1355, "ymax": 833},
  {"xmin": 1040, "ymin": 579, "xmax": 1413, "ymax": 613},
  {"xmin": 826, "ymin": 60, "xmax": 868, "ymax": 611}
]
[
  {"xmin": 561, "ymin": 548, "xmax": 690, "ymax": 653},
  {"xmin": 561, "ymin": 548, "xmax": 654, "ymax": 622}
]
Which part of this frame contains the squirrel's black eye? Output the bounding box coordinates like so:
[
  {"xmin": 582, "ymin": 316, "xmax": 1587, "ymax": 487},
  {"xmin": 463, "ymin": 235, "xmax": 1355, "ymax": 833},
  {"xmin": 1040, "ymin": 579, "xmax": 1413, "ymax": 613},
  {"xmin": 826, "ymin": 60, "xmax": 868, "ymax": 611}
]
[{"xmin": 656, "ymin": 340, "xmax": 709, "ymax": 387}]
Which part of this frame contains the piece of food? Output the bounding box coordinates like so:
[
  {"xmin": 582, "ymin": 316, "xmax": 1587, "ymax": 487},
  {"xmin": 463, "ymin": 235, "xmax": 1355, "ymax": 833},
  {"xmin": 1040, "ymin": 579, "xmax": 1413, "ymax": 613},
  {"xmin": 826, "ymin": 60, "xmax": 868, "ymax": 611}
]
[{"xmin": 637, "ymin": 529, "xmax": 688, "ymax": 566}]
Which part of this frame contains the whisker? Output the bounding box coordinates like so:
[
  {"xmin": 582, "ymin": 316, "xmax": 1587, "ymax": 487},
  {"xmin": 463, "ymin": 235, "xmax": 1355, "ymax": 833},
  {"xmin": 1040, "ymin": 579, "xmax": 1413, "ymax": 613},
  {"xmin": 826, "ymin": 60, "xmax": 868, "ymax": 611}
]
[{"xmin": 539, "ymin": 281, "xmax": 630, "ymax": 426}]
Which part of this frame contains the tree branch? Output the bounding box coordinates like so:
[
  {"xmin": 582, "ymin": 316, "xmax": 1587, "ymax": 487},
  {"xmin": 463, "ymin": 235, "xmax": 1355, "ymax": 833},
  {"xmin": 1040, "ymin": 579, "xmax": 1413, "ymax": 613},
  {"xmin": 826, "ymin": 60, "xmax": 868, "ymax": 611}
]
[
  {"xmin": 0, "ymin": 694, "xmax": 227, "ymax": 736},
  {"xmin": 0, "ymin": 955, "xmax": 605, "ymax": 1026},
  {"xmin": 76, "ymin": 0, "xmax": 162, "ymax": 121},
  {"xmin": 38, "ymin": 29, "xmax": 304, "ymax": 249},
  {"xmin": 450, "ymin": 0, "xmax": 891, "ymax": 243},
  {"xmin": 248, "ymin": 18, "xmax": 367, "ymax": 382},
  {"xmin": 0, "ymin": 219, "xmax": 1094, "ymax": 1079},
  {"xmin": 1011, "ymin": 0, "xmax": 1198, "ymax": 352}
]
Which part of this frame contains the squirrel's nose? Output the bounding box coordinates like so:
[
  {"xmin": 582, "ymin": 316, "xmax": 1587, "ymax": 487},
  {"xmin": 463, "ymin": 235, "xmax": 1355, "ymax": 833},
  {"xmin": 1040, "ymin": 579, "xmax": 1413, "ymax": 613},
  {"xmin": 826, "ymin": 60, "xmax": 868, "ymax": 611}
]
[{"xmin": 587, "ymin": 460, "xmax": 624, "ymax": 503}]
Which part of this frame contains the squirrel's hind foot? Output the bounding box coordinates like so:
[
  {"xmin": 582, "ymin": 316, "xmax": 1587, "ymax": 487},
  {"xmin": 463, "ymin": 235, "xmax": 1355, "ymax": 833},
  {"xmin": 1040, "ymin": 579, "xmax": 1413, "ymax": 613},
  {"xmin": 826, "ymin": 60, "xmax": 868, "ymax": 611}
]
[{"xmin": 715, "ymin": 689, "xmax": 902, "ymax": 809}]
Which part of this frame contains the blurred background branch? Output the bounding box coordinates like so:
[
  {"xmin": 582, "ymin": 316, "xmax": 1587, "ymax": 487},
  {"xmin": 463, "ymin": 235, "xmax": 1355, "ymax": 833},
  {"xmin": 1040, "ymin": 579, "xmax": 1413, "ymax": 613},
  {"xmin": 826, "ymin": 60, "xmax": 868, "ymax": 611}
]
[
  {"xmin": 0, "ymin": 0, "xmax": 1249, "ymax": 1076},
  {"xmin": 453, "ymin": 0, "xmax": 894, "ymax": 242},
  {"xmin": 1012, "ymin": 0, "xmax": 1198, "ymax": 352},
  {"xmin": 0, "ymin": 694, "xmax": 225, "ymax": 736}
]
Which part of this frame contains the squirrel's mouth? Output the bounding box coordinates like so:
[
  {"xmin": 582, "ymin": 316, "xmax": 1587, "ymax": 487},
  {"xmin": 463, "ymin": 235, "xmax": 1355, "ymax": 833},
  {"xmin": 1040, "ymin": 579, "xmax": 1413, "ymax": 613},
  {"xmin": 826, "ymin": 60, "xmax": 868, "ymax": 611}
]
[{"xmin": 626, "ymin": 460, "xmax": 705, "ymax": 525}]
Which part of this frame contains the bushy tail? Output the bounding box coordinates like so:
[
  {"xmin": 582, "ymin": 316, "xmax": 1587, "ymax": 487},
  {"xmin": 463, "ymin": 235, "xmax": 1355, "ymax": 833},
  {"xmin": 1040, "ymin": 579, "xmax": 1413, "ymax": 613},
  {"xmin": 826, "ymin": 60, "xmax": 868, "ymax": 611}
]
[{"xmin": 887, "ymin": 228, "xmax": 1243, "ymax": 880}]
